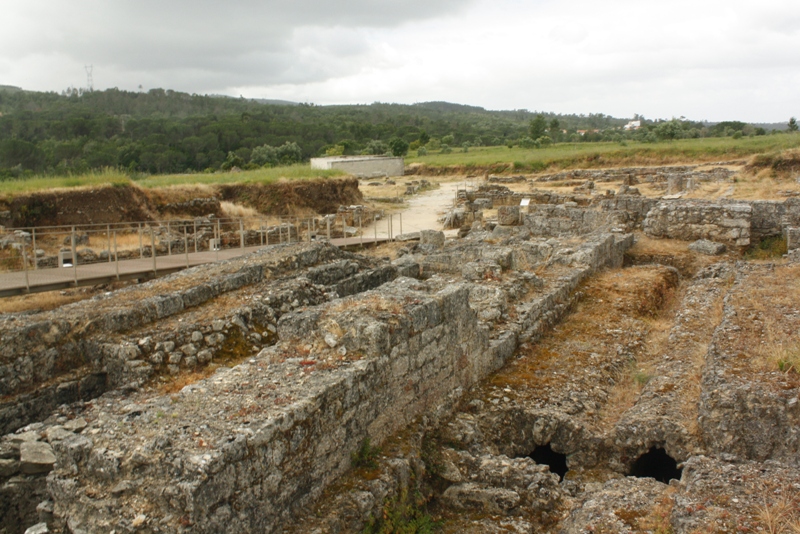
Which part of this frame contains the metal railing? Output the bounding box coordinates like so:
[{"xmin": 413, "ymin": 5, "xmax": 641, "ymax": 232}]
[{"xmin": 0, "ymin": 210, "xmax": 414, "ymax": 292}]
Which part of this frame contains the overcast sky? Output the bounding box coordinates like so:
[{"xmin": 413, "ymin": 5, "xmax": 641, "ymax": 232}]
[{"xmin": 2, "ymin": 0, "xmax": 799, "ymax": 122}]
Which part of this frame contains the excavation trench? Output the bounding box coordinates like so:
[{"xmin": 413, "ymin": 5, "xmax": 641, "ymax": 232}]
[{"xmin": 412, "ymin": 260, "xmax": 706, "ymax": 533}]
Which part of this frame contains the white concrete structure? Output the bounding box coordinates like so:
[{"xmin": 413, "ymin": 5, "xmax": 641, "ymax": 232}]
[{"xmin": 310, "ymin": 155, "xmax": 404, "ymax": 177}]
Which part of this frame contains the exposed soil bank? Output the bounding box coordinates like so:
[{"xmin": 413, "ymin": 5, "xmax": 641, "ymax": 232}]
[
  {"xmin": 0, "ymin": 178, "xmax": 362, "ymax": 228},
  {"xmin": 218, "ymin": 177, "xmax": 362, "ymax": 216}
]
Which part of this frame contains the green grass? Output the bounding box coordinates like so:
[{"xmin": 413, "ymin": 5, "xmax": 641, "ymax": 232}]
[
  {"xmin": 406, "ymin": 135, "xmax": 800, "ymax": 171},
  {"xmin": 744, "ymin": 235, "xmax": 788, "ymax": 260},
  {"xmin": 0, "ymin": 169, "xmax": 132, "ymax": 198},
  {"xmin": 136, "ymin": 165, "xmax": 345, "ymax": 188},
  {"xmin": 0, "ymin": 165, "xmax": 346, "ymax": 197}
]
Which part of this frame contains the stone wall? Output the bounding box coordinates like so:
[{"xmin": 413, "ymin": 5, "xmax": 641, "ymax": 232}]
[
  {"xmin": 14, "ymin": 231, "xmax": 633, "ymax": 533},
  {"xmin": 642, "ymin": 201, "xmax": 752, "ymax": 246},
  {"xmin": 523, "ymin": 204, "xmax": 628, "ymax": 236},
  {"xmin": 0, "ymin": 243, "xmax": 352, "ymax": 436},
  {"xmin": 310, "ymin": 156, "xmax": 405, "ymax": 178}
]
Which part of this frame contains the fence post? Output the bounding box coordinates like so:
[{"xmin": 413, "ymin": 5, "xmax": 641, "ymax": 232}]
[
  {"xmin": 307, "ymin": 219, "xmax": 311, "ymax": 242},
  {"xmin": 193, "ymin": 220, "xmax": 198, "ymax": 253},
  {"xmin": 167, "ymin": 221, "xmax": 171, "ymax": 256},
  {"xmin": 32, "ymin": 227, "xmax": 37, "ymax": 270},
  {"xmin": 71, "ymin": 226, "xmax": 78, "ymax": 286},
  {"xmin": 184, "ymin": 227, "xmax": 189, "ymax": 268},
  {"xmin": 359, "ymin": 215, "xmax": 363, "ymax": 248},
  {"xmin": 216, "ymin": 220, "xmax": 220, "ymax": 261},
  {"xmin": 374, "ymin": 216, "xmax": 377, "ymax": 244},
  {"xmin": 138, "ymin": 223, "xmax": 143, "ymax": 259},
  {"xmin": 22, "ymin": 245, "xmax": 30, "ymax": 292},
  {"xmin": 107, "ymin": 224, "xmax": 112, "ymax": 263},
  {"xmin": 327, "ymin": 217, "xmax": 331, "ymax": 240},
  {"xmin": 400, "ymin": 213, "xmax": 403, "ymax": 236},
  {"xmin": 151, "ymin": 226, "xmax": 157, "ymax": 275},
  {"xmin": 114, "ymin": 231, "xmax": 119, "ymax": 281},
  {"xmin": 240, "ymin": 219, "xmax": 245, "ymax": 250}
]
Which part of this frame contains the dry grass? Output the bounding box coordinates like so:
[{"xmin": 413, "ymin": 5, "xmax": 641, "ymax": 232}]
[
  {"xmin": 628, "ymin": 235, "xmax": 691, "ymax": 257},
  {"xmin": 0, "ymin": 282, "xmax": 135, "ymax": 314},
  {"xmin": 726, "ymin": 263, "xmax": 800, "ymax": 378},
  {"xmin": 729, "ymin": 170, "xmax": 800, "ymax": 200},
  {"xmin": 357, "ymin": 241, "xmax": 414, "ymax": 260},
  {"xmin": 754, "ymin": 483, "xmax": 800, "ymax": 534},
  {"xmin": 220, "ymin": 201, "xmax": 261, "ymax": 219},
  {"xmin": 158, "ymin": 364, "xmax": 221, "ymax": 394},
  {"xmin": 489, "ymin": 266, "xmax": 680, "ymax": 431},
  {"xmin": 636, "ymin": 489, "xmax": 677, "ymax": 534}
]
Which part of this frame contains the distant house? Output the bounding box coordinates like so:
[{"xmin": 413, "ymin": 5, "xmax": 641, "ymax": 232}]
[
  {"xmin": 310, "ymin": 155, "xmax": 404, "ymax": 178},
  {"xmin": 624, "ymin": 121, "xmax": 642, "ymax": 131}
]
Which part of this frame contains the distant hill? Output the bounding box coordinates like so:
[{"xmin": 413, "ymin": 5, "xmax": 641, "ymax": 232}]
[
  {"xmin": 0, "ymin": 85, "xmax": 789, "ymax": 178},
  {"xmin": 752, "ymin": 122, "xmax": 788, "ymax": 131}
]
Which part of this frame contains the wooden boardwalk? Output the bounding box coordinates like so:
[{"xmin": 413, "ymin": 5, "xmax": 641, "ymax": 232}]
[{"xmin": 0, "ymin": 237, "xmax": 390, "ymax": 298}]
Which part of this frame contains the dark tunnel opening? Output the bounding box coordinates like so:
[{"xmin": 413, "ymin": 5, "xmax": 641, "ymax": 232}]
[
  {"xmin": 628, "ymin": 446, "xmax": 682, "ymax": 484},
  {"xmin": 529, "ymin": 443, "xmax": 568, "ymax": 481}
]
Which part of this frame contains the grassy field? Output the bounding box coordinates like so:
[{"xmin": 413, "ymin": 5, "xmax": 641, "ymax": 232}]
[
  {"xmin": 136, "ymin": 165, "xmax": 344, "ymax": 188},
  {"xmin": 2, "ymin": 135, "xmax": 799, "ymax": 197},
  {"xmin": 0, "ymin": 165, "xmax": 345, "ymax": 198},
  {"xmin": 406, "ymin": 135, "xmax": 800, "ymax": 171}
]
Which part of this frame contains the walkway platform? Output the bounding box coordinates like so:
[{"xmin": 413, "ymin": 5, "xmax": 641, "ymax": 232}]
[{"xmin": 0, "ymin": 237, "xmax": 390, "ymax": 298}]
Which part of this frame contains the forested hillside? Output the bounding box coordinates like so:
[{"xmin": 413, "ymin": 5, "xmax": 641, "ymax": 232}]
[{"xmin": 0, "ymin": 86, "xmax": 781, "ymax": 178}]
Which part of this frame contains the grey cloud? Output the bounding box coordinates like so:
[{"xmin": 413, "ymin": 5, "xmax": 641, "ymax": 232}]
[{"xmin": 2, "ymin": 0, "xmax": 474, "ymax": 90}]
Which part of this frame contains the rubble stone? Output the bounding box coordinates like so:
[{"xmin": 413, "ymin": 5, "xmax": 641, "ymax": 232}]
[
  {"xmin": 688, "ymin": 239, "xmax": 726, "ymax": 255},
  {"xmin": 19, "ymin": 442, "xmax": 56, "ymax": 474}
]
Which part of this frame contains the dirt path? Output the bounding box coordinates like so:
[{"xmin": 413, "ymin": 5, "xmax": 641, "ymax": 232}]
[{"xmin": 363, "ymin": 181, "xmax": 463, "ymax": 238}]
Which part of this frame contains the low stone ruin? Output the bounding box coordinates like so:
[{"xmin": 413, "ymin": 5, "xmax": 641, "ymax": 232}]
[
  {"xmin": 534, "ymin": 164, "xmax": 737, "ymax": 187},
  {"xmin": 1, "ymin": 210, "xmax": 633, "ymax": 532},
  {"xmin": 3, "ymin": 170, "xmax": 800, "ymax": 533}
]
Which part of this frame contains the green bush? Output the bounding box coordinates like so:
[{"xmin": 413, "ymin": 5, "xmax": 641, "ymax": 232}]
[{"xmin": 351, "ymin": 438, "xmax": 381, "ymax": 470}]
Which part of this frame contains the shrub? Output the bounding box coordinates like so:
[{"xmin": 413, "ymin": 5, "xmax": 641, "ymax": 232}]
[
  {"xmin": 364, "ymin": 140, "xmax": 389, "ymax": 156},
  {"xmin": 351, "ymin": 437, "xmax": 380, "ymax": 469},
  {"xmin": 388, "ymin": 137, "xmax": 410, "ymax": 157},
  {"xmin": 519, "ymin": 136, "xmax": 537, "ymax": 149},
  {"xmin": 325, "ymin": 144, "xmax": 345, "ymax": 156},
  {"xmin": 417, "ymin": 146, "xmax": 428, "ymax": 157},
  {"xmin": 440, "ymin": 144, "xmax": 452, "ymax": 154}
]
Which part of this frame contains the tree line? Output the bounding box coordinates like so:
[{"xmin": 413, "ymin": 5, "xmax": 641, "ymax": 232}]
[{"xmin": 0, "ymin": 86, "xmax": 790, "ymax": 178}]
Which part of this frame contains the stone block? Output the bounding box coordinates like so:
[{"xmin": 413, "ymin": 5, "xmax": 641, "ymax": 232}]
[
  {"xmin": 0, "ymin": 457, "xmax": 19, "ymax": 476},
  {"xmin": 689, "ymin": 239, "xmax": 726, "ymax": 255},
  {"xmin": 19, "ymin": 442, "xmax": 56, "ymax": 474},
  {"xmin": 784, "ymin": 227, "xmax": 800, "ymax": 251},
  {"xmin": 420, "ymin": 230, "xmax": 445, "ymax": 248},
  {"xmin": 497, "ymin": 206, "xmax": 521, "ymax": 226}
]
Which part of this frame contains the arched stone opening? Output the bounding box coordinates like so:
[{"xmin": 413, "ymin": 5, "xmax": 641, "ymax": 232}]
[
  {"xmin": 628, "ymin": 446, "xmax": 682, "ymax": 484},
  {"xmin": 529, "ymin": 443, "xmax": 568, "ymax": 481}
]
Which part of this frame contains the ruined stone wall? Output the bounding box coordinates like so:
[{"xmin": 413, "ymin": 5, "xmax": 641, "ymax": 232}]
[
  {"xmin": 523, "ymin": 204, "xmax": 628, "ymax": 236},
  {"xmin": 642, "ymin": 201, "xmax": 752, "ymax": 246},
  {"xmin": 0, "ymin": 243, "xmax": 349, "ymax": 435},
  {"xmin": 7, "ymin": 232, "xmax": 634, "ymax": 533}
]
